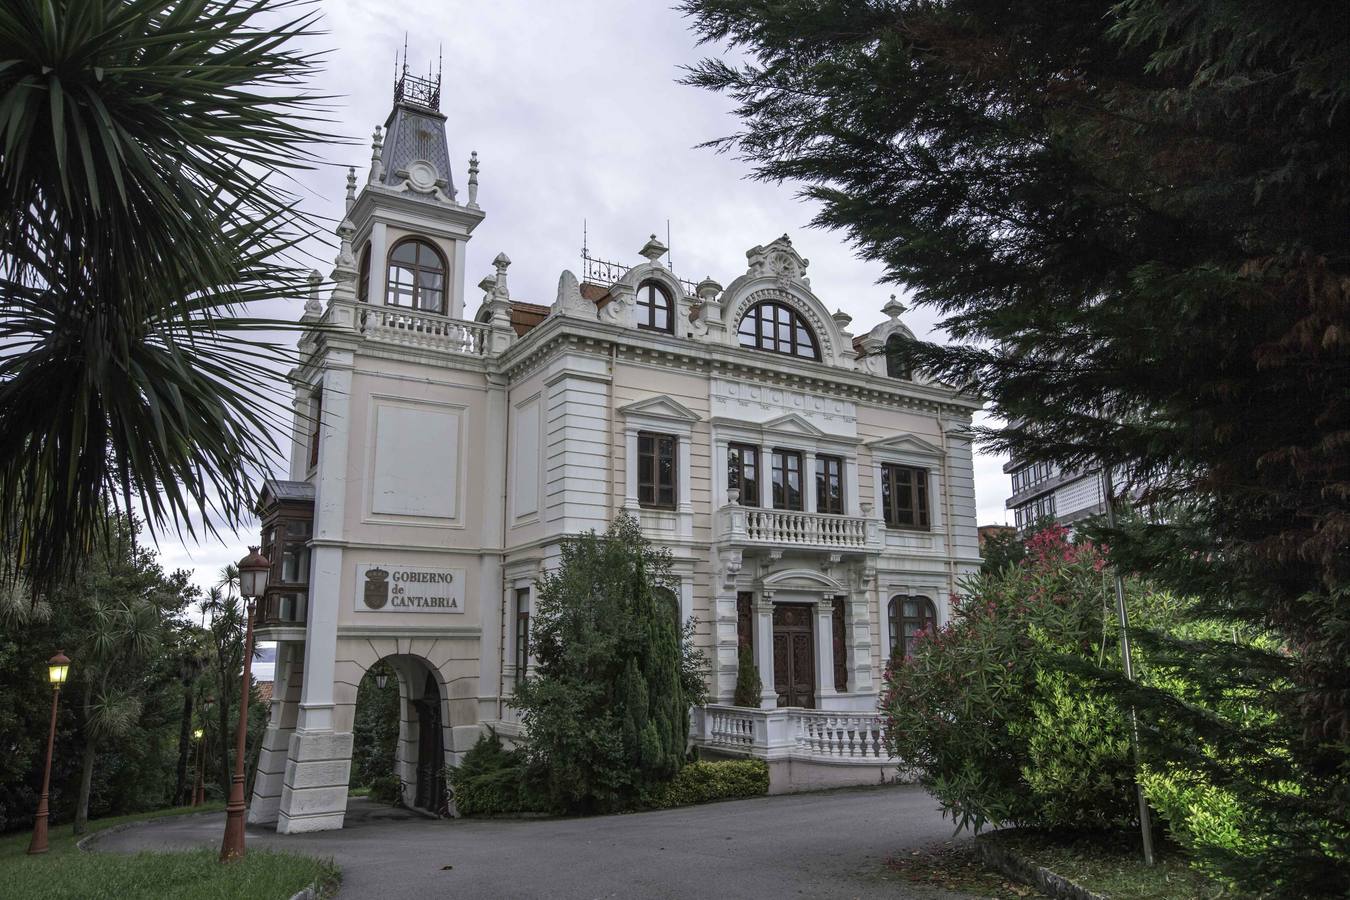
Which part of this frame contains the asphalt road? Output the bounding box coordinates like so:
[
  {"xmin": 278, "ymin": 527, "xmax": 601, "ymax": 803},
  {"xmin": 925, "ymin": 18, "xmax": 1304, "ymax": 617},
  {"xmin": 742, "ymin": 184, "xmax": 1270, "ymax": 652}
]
[{"xmin": 92, "ymin": 786, "xmax": 976, "ymax": 899}]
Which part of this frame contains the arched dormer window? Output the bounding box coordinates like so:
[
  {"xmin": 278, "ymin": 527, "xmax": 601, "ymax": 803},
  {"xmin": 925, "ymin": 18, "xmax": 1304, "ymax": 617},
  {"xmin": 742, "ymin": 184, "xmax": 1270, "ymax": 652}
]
[
  {"xmin": 888, "ymin": 595, "xmax": 936, "ymax": 660},
  {"xmin": 386, "ymin": 238, "xmax": 446, "ymax": 314},
  {"xmin": 357, "ymin": 244, "xmax": 371, "ymax": 302},
  {"xmin": 636, "ymin": 281, "xmax": 673, "ymax": 333},
  {"xmin": 885, "ymin": 334, "xmax": 912, "ymax": 380},
  {"xmin": 737, "ymin": 300, "xmax": 820, "ymax": 360}
]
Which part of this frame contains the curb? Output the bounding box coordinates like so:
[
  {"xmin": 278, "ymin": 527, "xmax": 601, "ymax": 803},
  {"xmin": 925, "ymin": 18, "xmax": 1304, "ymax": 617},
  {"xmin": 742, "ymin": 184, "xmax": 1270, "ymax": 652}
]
[
  {"xmin": 974, "ymin": 832, "xmax": 1108, "ymax": 900},
  {"xmin": 76, "ymin": 809, "xmax": 224, "ymax": 853}
]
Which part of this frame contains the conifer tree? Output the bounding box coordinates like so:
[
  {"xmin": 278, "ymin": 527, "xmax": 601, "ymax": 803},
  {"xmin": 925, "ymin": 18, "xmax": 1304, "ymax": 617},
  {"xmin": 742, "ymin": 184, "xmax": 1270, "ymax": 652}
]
[
  {"xmin": 733, "ymin": 644, "xmax": 761, "ymax": 708},
  {"xmin": 513, "ymin": 514, "xmax": 692, "ymax": 812},
  {"xmin": 682, "ymin": 1, "xmax": 1348, "ymax": 891}
]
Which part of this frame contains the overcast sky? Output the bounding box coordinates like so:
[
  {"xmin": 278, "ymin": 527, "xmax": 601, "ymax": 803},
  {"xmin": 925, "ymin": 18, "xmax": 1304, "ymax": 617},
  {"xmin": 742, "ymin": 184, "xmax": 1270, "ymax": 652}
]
[{"xmin": 156, "ymin": 0, "xmax": 1012, "ymax": 594}]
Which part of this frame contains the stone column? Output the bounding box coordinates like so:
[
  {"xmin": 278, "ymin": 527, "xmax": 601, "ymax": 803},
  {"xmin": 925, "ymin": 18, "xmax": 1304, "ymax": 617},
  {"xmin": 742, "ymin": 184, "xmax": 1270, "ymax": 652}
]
[
  {"xmin": 814, "ymin": 597, "xmax": 838, "ymax": 706},
  {"xmin": 277, "ymin": 358, "xmax": 355, "ymax": 834},
  {"xmin": 753, "ymin": 593, "xmax": 777, "ymax": 709},
  {"xmin": 803, "ymin": 450, "xmax": 818, "ymax": 514},
  {"xmin": 248, "ymin": 641, "xmax": 303, "ymax": 826}
]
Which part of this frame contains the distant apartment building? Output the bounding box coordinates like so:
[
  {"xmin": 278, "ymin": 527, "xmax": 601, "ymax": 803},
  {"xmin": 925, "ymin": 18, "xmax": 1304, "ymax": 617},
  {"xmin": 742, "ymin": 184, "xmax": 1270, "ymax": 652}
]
[{"xmin": 1003, "ymin": 458, "xmax": 1105, "ymax": 531}]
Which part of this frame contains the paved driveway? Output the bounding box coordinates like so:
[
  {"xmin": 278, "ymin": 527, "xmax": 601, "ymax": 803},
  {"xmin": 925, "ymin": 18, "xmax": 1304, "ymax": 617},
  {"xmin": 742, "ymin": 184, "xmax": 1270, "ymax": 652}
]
[{"xmin": 92, "ymin": 786, "xmax": 974, "ymax": 899}]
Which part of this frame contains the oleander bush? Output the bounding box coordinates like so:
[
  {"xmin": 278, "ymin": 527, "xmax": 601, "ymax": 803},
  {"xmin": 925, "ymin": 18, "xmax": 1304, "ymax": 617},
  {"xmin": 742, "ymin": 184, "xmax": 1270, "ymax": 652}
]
[
  {"xmin": 648, "ymin": 760, "xmax": 769, "ymax": 809},
  {"xmin": 881, "ymin": 525, "xmax": 1142, "ymax": 832}
]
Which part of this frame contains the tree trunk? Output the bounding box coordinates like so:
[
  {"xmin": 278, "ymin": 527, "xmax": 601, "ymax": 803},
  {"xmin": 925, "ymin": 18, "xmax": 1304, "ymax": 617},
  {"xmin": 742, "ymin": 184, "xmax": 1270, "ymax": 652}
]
[
  {"xmin": 217, "ymin": 688, "xmax": 232, "ymax": 797},
  {"xmin": 174, "ymin": 679, "xmax": 194, "ymax": 805},
  {"xmin": 74, "ymin": 738, "xmax": 96, "ymax": 835}
]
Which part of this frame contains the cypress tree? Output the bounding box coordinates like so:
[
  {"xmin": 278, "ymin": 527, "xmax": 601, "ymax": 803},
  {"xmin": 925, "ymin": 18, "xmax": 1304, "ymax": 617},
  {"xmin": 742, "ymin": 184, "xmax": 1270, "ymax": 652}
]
[
  {"xmin": 682, "ymin": 1, "xmax": 1348, "ymax": 891},
  {"xmin": 733, "ymin": 644, "xmax": 761, "ymax": 708},
  {"xmin": 514, "ymin": 513, "xmax": 691, "ymax": 811}
]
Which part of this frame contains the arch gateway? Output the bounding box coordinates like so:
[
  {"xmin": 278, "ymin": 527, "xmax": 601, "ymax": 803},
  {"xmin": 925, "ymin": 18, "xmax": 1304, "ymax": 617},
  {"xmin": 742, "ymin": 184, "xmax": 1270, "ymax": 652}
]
[{"xmin": 245, "ymin": 65, "xmax": 981, "ymax": 833}]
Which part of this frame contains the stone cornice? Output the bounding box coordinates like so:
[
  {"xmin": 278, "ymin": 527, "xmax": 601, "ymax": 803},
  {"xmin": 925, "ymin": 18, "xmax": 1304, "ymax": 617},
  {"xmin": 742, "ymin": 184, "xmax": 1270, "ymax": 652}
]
[{"xmin": 496, "ymin": 314, "xmax": 980, "ymax": 418}]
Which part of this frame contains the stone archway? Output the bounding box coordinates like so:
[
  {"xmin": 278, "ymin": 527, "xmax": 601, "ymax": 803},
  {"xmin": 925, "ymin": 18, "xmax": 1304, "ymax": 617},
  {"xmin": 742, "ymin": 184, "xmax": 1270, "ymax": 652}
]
[{"xmin": 358, "ymin": 653, "xmax": 449, "ymax": 816}]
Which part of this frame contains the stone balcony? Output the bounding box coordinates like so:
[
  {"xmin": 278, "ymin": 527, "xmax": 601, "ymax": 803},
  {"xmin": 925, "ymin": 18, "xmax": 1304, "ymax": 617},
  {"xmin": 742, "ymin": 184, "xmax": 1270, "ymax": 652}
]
[
  {"xmin": 359, "ymin": 307, "xmax": 492, "ymax": 356},
  {"xmin": 715, "ymin": 502, "xmax": 883, "ymax": 555}
]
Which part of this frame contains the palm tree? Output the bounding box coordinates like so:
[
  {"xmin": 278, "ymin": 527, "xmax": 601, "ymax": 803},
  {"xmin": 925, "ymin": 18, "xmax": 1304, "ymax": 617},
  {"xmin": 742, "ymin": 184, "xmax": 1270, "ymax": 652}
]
[{"xmin": 0, "ymin": 0, "xmax": 335, "ymax": 596}]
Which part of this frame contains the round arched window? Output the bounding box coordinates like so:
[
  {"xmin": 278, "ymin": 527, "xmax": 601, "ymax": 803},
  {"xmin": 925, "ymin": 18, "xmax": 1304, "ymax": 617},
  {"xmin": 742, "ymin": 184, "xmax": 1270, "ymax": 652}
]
[
  {"xmin": 887, "ymin": 595, "xmax": 936, "ymax": 660},
  {"xmin": 386, "ymin": 239, "xmax": 446, "ymax": 314},
  {"xmin": 737, "ymin": 300, "xmax": 820, "ymax": 360},
  {"xmin": 636, "ymin": 281, "xmax": 673, "ymax": 333}
]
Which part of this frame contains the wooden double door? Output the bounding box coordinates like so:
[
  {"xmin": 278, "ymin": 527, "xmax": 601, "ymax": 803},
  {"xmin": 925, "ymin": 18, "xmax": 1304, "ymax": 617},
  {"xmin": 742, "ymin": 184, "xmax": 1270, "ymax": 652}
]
[{"xmin": 772, "ymin": 603, "xmax": 815, "ymax": 708}]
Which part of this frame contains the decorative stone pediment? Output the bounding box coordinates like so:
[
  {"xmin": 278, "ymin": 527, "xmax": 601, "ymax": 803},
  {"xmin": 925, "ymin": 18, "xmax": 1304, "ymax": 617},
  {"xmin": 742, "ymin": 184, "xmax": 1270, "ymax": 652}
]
[
  {"xmin": 746, "ymin": 234, "xmax": 809, "ymax": 288},
  {"xmin": 617, "ymin": 395, "xmax": 701, "ymax": 423},
  {"xmin": 866, "ymin": 433, "xmax": 944, "ymax": 458},
  {"xmin": 760, "ymin": 413, "xmax": 828, "ymax": 438},
  {"xmin": 761, "ymin": 567, "xmax": 846, "ymax": 594}
]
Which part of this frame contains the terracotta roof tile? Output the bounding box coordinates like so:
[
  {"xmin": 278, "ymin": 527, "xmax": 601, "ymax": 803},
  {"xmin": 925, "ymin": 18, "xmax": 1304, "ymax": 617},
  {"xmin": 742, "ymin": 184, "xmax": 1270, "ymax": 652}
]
[{"xmin": 509, "ymin": 301, "xmax": 550, "ymax": 337}]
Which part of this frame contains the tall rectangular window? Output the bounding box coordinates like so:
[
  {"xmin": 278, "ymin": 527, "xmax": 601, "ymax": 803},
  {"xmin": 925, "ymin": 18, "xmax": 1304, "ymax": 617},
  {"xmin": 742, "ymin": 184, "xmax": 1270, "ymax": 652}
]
[
  {"xmin": 638, "ymin": 432, "xmax": 677, "ymax": 509},
  {"xmin": 771, "ymin": 449, "xmax": 804, "ymax": 511},
  {"xmin": 514, "ymin": 588, "xmax": 530, "ymax": 676},
  {"xmin": 307, "ymin": 389, "xmax": 322, "ymax": 469},
  {"xmin": 815, "ymin": 455, "xmax": 844, "ymax": 514},
  {"xmin": 728, "ymin": 443, "xmax": 760, "ymax": 506},
  {"xmin": 880, "ymin": 463, "xmax": 930, "ymax": 529}
]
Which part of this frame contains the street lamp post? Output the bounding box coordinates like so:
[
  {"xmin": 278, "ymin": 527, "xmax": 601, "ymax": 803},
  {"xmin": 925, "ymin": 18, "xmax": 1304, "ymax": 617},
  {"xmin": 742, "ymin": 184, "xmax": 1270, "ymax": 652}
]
[
  {"xmin": 27, "ymin": 651, "xmax": 71, "ymax": 855},
  {"xmin": 192, "ymin": 728, "xmax": 206, "ymax": 807},
  {"xmin": 219, "ymin": 547, "xmax": 269, "ymax": 863}
]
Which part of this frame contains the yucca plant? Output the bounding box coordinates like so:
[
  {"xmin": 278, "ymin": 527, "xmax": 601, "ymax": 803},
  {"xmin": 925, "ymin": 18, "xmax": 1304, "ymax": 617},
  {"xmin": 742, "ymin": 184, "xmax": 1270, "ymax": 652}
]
[{"xmin": 0, "ymin": 0, "xmax": 336, "ymax": 596}]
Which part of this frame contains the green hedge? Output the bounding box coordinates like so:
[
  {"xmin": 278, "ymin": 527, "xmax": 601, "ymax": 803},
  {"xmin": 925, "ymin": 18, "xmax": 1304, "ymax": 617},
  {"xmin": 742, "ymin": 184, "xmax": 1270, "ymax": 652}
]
[{"xmin": 647, "ymin": 760, "xmax": 769, "ymax": 809}]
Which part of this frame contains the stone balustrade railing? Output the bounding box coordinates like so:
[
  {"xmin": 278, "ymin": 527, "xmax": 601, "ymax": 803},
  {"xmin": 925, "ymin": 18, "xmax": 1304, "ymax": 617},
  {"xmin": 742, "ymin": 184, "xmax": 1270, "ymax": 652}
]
[
  {"xmin": 695, "ymin": 705, "xmax": 894, "ymax": 765},
  {"xmin": 717, "ymin": 506, "xmax": 882, "ymax": 553},
  {"xmin": 361, "ymin": 307, "xmax": 491, "ymax": 356}
]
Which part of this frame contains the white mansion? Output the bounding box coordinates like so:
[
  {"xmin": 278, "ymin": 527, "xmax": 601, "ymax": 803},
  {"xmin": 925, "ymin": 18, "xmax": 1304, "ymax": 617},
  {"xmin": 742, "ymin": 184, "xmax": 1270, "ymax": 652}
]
[{"xmin": 247, "ymin": 70, "xmax": 981, "ymax": 833}]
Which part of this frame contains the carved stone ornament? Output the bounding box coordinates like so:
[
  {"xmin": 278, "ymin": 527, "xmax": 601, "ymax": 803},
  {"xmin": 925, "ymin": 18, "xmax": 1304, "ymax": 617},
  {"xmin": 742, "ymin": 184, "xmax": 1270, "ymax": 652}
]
[
  {"xmin": 746, "ymin": 234, "xmax": 810, "ymax": 287},
  {"xmin": 552, "ymin": 269, "xmax": 594, "ymax": 319},
  {"xmin": 719, "ymin": 548, "xmax": 743, "ymax": 590}
]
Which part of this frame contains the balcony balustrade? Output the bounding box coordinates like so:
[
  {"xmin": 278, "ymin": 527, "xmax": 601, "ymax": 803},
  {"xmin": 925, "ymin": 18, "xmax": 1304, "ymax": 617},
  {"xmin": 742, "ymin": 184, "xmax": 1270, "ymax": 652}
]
[
  {"xmin": 360, "ymin": 307, "xmax": 491, "ymax": 356},
  {"xmin": 716, "ymin": 504, "xmax": 882, "ymax": 553},
  {"xmin": 695, "ymin": 705, "xmax": 893, "ymax": 765}
]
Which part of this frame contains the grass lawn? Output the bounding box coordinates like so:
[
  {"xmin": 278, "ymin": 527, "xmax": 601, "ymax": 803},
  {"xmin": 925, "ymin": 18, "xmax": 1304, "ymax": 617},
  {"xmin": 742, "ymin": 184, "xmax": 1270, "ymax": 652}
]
[
  {"xmin": 0, "ymin": 804, "xmax": 339, "ymax": 900},
  {"xmin": 985, "ymin": 830, "xmax": 1246, "ymax": 900}
]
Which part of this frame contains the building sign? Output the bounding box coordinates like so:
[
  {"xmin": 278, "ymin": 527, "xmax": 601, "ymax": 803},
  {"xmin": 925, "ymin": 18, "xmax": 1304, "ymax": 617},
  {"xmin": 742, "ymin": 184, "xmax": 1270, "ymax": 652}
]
[{"xmin": 356, "ymin": 565, "xmax": 466, "ymax": 613}]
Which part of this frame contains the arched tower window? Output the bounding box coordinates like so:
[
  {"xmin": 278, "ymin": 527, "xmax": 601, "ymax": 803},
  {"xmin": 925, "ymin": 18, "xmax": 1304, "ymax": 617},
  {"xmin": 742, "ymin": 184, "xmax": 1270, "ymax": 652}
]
[
  {"xmin": 636, "ymin": 281, "xmax": 673, "ymax": 333},
  {"xmin": 357, "ymin": 244, "xmax": 371, "ymax": 302},
  {"xmin": 888, "ymin": 595, "xmax": 936, "ymax": 660},
  {"xmin": 386, "ymin": 238, "xmax": 447, "ymax": 314},
  {"xmin": 885, "ymin": 334, "xmax": 912, "ymax": 380},
  {"xmin": 737, "ymin": 300, "xmax": 820, "ymax": 360}
]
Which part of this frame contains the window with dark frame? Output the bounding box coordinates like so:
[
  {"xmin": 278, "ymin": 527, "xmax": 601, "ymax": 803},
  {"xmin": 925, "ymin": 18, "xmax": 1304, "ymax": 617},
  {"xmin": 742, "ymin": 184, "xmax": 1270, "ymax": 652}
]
[
  {"xmin": 514, "ymin": 588, "xmax": 530, "ymax": 676},
  {"xmin": 638, "ymin": 432, "xmax": 677, "ymax": 509},
  {"xmin": 728, "ymin": 443, "xmax": 760, "ymax": 506},
  {"xmin": 357, "ymin": 245, "xmax": 371, "ymax": 302},
  {"xmin": 884, "ymin": 333, "xmax": 912, "ymax": 380},
  {"xmin": 770, "ymin": 448, "xmax": 804, "ymax": 511},
  {"xmin": 385, "ymin": 238, "xmax": 447, "ymax": 314},
  {"xmin": 888, "ymin": 595, "xmax": 936, "ymax": 660},
  {"xmin": 307, "ymin": 389, "xmax": 322, "ymax": 469},
  {"xmin": 736, "ymin": 300, "xmax": 821, "ymax": 360},
  {"xmin": 880, "ymin": 463, "xmax": 930, "ymax": 529},
  {"xmin": 815, "ymin": 455, "xmax": 844, "ymax": 514},
  {"xmin": 636, "ymin": 281, "xmax": 673, "ymax": 333}
]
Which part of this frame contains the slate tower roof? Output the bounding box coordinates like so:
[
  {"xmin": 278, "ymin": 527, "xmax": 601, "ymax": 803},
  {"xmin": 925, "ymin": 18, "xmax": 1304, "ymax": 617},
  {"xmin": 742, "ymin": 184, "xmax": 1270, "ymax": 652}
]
[{"xmin": 378, "ymin": 60, "xmax": 455, "ymax": 201}]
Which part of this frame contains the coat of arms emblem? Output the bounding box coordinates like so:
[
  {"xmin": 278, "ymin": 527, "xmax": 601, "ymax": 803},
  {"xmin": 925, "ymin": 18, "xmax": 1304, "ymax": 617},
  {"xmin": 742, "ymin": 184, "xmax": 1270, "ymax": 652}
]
[{"xmin": 363, "ymin": 567, "xmax": 390, "ymax": 610}]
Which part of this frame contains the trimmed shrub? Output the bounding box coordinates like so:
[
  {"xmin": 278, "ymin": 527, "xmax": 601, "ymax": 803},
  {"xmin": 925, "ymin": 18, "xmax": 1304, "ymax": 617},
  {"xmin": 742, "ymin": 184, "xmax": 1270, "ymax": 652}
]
[
  {"xmin": 367, "ymin": 773, "xmax": 400, "ymax": 806},
  {"xmin": 648, "ymin": 760, "xmax": 769, "ymax": 809},
  {"xmin": 732, "ymin": 644, "xmax": 761, "ymax": 708},
  {"xmin": 447, "ymin": 731, "xmax": 544, "ymax": 816}
]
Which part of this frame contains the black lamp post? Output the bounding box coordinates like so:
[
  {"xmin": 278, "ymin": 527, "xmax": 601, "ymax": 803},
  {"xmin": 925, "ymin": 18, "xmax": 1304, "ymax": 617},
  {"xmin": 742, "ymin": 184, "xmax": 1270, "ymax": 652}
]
[
  {"xmin": 220, "ymin": 547, "xmax": 269, "ymax": 863},
  {"xmin": 27, "ymin": 650, "xmax": 71, "ymax": 855}
]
